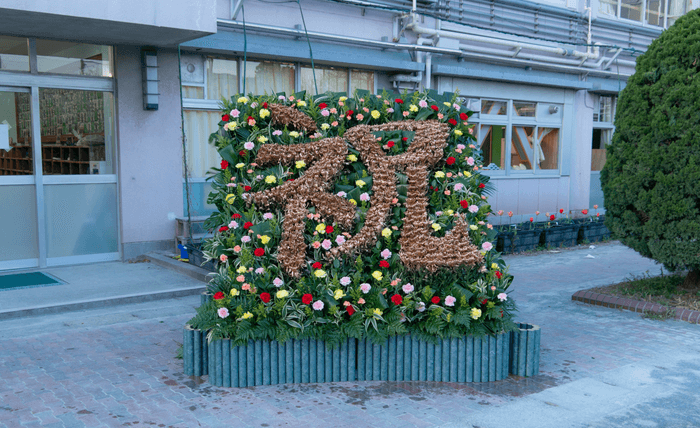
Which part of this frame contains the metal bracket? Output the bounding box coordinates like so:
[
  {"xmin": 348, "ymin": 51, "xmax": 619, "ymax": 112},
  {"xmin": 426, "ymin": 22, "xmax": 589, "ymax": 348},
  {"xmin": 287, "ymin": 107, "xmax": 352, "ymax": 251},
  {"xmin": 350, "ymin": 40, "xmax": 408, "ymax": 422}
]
[{"xmin": 232, "ymin": 0, "xmax": 244, "ymax": 20}]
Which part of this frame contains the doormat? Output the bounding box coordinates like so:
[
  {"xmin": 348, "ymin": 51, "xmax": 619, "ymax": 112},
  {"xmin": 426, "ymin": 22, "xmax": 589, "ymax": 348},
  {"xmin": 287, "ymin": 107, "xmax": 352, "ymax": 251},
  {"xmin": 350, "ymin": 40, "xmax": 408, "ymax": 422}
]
[{"xmin": 0, "ymin": 272, "xmax": 62, "ymax": 291}]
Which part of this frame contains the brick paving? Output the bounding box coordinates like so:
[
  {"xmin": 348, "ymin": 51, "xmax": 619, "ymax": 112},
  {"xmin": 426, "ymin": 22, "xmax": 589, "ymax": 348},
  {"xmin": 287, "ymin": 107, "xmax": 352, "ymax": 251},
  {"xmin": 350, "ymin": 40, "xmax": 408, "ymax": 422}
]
[{"xmin": 1, "ymin": 242, "xmax": 700, "ymax": 427}]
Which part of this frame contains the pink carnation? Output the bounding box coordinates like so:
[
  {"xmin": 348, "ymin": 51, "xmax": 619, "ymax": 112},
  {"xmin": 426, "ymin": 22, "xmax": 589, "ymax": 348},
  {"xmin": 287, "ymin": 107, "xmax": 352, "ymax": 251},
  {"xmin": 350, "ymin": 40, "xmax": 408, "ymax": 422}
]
[
  {"xmin": 402, "ymin": 283, "xmax": 414, "ymax": 293},
  {"xmin": 335, "ymin": 235, "xmax": 346, "ymax": 245},
  {"xmin": 380, "ymin": 249, "xmax": 392, "ymax": 259},
  {"xmin": 273, "ymin": 277, "xmax": 284, "ymax": 287},
  {"xmin": 217, "ymin": 308, "xmax": 229, "ymax": 318},
  {"xmin": 482, "ymin": 242, "xmax": 493, "ymax": 251},
  {"xmin": 360, "ymin": 283, "xmax": 371, "ymax": 294},
  {"xmin": 321, "ymin": 239, "xmax": 332, "ymax": 250},
  {"xmin": 445, "ymin": 296, "xmax": 456, "ymax": 306},
  {"xmin": 498, "ymin": 293, "xmax": 508, "ymax": 302},
  {"xmin": 469, "ymin": 205, "xmax": 479, "ymax": 213},
  {"xmin": 312, "ymin": 300, "xmax": 324, "ymax": 311}
]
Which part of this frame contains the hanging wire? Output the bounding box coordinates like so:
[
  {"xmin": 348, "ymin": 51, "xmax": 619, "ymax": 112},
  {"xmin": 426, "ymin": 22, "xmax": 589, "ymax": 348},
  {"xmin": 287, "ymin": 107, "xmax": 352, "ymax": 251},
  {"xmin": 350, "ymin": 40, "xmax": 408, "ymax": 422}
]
[
  {"xmin": 297, "ymin": 0, "xmax": 318, "ymax": 95},
  {"xmin": 177, "ymin": 45, "xmax": 194, "ymax": 247},
  {"xmin": 242, "ymin": 4, "xmax": 248, "ymax": 95}
]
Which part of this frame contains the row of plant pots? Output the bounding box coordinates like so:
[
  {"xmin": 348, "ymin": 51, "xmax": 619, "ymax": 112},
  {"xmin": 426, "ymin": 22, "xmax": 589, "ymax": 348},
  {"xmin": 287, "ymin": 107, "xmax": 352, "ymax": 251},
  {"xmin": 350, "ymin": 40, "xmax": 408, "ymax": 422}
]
[{"xmin": 496, "ymin": 218, "xmax": 611, "ymax": 254}]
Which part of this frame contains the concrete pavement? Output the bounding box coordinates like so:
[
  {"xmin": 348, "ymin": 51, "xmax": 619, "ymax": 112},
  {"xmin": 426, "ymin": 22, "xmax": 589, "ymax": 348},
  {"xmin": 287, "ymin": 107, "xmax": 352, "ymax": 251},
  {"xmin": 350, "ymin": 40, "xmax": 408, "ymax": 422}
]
[{"xmin": 1, "ymin": 242, "xmax": 699, "ymax": 427}]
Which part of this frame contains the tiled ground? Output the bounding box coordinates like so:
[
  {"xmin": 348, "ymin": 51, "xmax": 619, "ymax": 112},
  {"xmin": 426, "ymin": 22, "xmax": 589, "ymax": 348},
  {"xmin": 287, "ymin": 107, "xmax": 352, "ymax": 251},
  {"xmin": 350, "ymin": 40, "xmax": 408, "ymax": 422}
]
[{"xmin": 2, "ymin": 243, "xmax": 700, "ymax": 427}]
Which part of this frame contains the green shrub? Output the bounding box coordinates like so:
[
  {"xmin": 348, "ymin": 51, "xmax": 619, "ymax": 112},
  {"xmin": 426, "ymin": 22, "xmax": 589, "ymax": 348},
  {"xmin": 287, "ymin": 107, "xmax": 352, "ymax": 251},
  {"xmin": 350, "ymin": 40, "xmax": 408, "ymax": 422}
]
[{"xmin": 601, "ymin": 10, "xmax": 700, "ymax": 278}]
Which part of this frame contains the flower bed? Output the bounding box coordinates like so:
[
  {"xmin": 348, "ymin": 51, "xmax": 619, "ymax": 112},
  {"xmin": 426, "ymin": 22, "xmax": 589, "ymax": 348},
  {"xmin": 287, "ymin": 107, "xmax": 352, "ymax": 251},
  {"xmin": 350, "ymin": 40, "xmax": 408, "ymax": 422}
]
[{"xmin": 189, "ymin": 90, "xmax": 517, "ymax": 349}]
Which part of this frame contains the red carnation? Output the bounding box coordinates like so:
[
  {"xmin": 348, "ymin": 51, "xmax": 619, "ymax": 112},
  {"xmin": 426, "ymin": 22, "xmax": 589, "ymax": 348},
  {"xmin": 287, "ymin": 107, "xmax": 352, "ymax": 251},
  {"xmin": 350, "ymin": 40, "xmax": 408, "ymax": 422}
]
[
  {"xmin": 318, "ymin": 102, "xmax": 328, "ymax": 109},
  {"xmin": 213, "ymin": 291, "xmax": 225, "ymax": 300},
  {"xmin": 582, "ymin": 209, "xmax": 589, "ymax": 215},
  {"xmin": 222, "ymin": 114, "xmax": 230, "ymax": 122},
  {"xmin": 325, "ymin": 225, "xmax": 334, "ymax": 234},
  {"xmin": 430, "ymin": 105, "xmax": 439, "ymax": 111},
  {"xmin": 446, "ymin": 157, "xmax": 456, "ymax": 165},
  {"xmin": 391, "ymin": 294, "xmax": 403, "ymax": 305},
  {"xmin": 550, "ymin": 214, "xmax": 556, "ymax": 221},
  {"xmin": 263, "ymin": 102, "xmax": 268, "ymax": 109},
  {"xmin": 287, "ymin": 179, "xmax": 295, "ymax": 182},
  {"xmin": 379, "ymin": 260, "xmax": 390, "ymax": 268},
  {"xmin": 346, "ymin": 110, "xmax": 354, "ymax": 117},
  {"xmin": 243, "ymin": 221, "xmax": 253, "ymax": 229},
  {"xmin": 478, "ymin": 183, "xmax": 486, "ymax": 188},
  {"xmin": 482, "ymin": 298, "xmax": 488, "ymax": 305},
  {"xmin": 232, "ymin": 213, "xmax": 242, "ymax": 219},
  {"xmin": 395, "ymin": 98, "xmax": 404, "ymax": 104},
  {"xmin": 387, "ymin": 140, "xmax": 395, "ymax": 148},
  {"xmin": 302, "ymin": 293, "xmax": 313, "ymax": 305},
  {"xmin": 559, "ymin": 209, "xmax": 564, "ymax": 214},
  {"xmin": 347, "ymin": 305, "xmax": 355, "ymax": 316},
  {"xmin": 431, "ymin": 296, "xmax": 440, "ymax": 304},
  {"xmin": 495, "ymin": 271, "xmax": 503, "ymax": 279},
  {"xmin": 244, "ymin": 185, "xmax": 252, "ymax": 192},
  {"xmin": 434, "ymin": 187, "xmax": 439, "ymax": 192},
  {"xmin": 312, "ymin": 262, "xmax": 322, "ymax": 269},
  {"xmin": 460, "ymin": 200, "xmax": 469, "ymax": 209},
  {"xmin": 529, "ymin": 217, "xmax": 534, "ymax": 222},
  {"xmin": 218, "ymin": 226, "xmax": 229, "ymax": 233},
  {"xmin": 448, "ymin": 118, "xmax": 458, "ymax": 126},
  {"xmin": 221, "ymin": 160, "xmax": 229, "ymax": 169},
  {"xmin": 459, "ymin": 112, "xmax": 468, "ymax": 121},
  {"xmin": 260, "ymin": 292, "xmax": 271, "ymax": 303},
  {"xmin": 239, "ymin": 150, "xmax": 247, "ymax": 156},
  {"xmin": 254, "ymin": 248, "xmax": 265, "ymax": 257}
]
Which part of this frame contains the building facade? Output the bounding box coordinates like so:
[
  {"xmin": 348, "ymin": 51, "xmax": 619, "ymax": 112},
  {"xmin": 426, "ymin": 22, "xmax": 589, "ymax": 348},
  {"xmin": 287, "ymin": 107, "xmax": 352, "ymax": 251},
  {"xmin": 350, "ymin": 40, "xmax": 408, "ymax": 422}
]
[{"xmin": 0, "ymin": 0, "xmax": 696, "ymax": 271}]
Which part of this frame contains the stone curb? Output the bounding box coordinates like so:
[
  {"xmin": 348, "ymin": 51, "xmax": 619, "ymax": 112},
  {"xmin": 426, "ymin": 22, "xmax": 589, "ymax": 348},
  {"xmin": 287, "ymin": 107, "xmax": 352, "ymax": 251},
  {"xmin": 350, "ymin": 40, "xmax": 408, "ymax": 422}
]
[
  {"xmin": 141, "ymin": 252, "xmax": 216, "ymax": 283},
  {"xmin": 572, "ymin": 290, "xmax": 700, "ymax": 324}
]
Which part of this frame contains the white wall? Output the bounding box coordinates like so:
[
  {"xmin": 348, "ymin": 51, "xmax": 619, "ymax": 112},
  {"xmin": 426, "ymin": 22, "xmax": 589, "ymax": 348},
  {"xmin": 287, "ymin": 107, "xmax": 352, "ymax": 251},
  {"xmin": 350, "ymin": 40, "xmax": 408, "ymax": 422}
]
[{"xmin": 115, "ymin": 47, "xmax": 184, "ymax": 258}]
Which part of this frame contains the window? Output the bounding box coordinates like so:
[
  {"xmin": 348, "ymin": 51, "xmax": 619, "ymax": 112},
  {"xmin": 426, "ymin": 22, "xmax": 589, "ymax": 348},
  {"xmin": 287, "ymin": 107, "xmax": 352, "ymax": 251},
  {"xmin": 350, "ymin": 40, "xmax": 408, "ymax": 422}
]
[
  {"xmin": 35, "ymin": 40, "xmax": 112, "ymax": 77},
  {"xmin": 598, "ymin": 0, "xmax": 691, "ymax": 27},
  {"xmin": 0, "ymin": 36, "xmax": 29, "ymax": 72},
  {"xmin": 181, "ymin": 56, "xmax": 376, "ymax": 178},
  {"xmin": 465, "ymin": 98, "xmax": 562, "ymax": 175},
  {"xmin": 592, "ymin": 96, "xmax": 616, "ymax": 171}
]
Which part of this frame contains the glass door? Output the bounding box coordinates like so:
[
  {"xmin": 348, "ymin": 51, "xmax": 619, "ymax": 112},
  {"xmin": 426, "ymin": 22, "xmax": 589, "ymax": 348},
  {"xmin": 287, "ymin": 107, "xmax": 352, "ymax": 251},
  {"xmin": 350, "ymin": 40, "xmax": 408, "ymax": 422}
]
[{"xmin": 0, "ymin": 87, "xmax": 39, "ymax": 270}]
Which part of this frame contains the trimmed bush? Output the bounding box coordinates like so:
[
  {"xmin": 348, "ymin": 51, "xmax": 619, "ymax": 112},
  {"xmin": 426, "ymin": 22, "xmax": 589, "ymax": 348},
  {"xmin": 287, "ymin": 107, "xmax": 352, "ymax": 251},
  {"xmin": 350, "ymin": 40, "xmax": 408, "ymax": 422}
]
[{"xmin": 601, "ymin": 10, "xmax": 700, "ymax": 283}]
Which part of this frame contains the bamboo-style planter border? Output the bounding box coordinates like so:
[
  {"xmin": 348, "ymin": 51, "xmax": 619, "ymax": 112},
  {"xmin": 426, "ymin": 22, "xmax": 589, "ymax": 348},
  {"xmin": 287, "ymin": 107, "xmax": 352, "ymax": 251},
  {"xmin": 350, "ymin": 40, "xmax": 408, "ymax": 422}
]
[{"xmin": 183, "ymin": 323, "xmax": 541, "ymax": 387}]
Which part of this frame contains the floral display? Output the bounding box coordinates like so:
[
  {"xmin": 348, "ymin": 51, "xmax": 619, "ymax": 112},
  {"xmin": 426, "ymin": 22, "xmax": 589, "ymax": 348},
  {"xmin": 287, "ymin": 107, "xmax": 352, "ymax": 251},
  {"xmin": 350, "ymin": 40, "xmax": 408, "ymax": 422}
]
[{"xmin": 189, "ymin": 90, "xmax": 516, "ymax": 346}]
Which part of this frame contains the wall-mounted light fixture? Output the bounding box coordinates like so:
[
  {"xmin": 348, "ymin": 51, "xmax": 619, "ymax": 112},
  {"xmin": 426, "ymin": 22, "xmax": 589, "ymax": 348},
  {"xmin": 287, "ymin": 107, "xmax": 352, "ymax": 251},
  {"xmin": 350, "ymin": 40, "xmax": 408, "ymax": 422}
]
[{"xmin": 141, "ymin": 48, "xmax": 159, "ymax": 110}]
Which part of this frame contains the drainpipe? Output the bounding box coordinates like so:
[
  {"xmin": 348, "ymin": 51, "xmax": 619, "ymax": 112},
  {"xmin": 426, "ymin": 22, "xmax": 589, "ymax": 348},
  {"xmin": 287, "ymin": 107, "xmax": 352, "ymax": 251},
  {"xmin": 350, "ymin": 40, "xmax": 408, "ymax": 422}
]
[{"xmin": 406, "ymin": 21, "xmax": 600, "ymax": 62}]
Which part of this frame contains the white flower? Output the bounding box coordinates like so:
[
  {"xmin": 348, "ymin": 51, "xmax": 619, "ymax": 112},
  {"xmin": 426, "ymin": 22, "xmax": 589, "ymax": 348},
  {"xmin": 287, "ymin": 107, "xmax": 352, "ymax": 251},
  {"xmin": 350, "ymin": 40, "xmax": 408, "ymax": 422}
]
[
  {"xmin": 263, "ymin": 212, "xmax": 274, "ymax": 220},
  {"xmin": 255, "ymin": 267, "xmax": 265, "ymax": 274},
  {"xmin": 402, "ymin": 283, "xmax": 414, "ymax": 293},
  {"xmin": 228, "ymin": 221, "xmax": 238, "ymax": 229},
  {"xmin": 335, "ymin": 235, "xmax": 346, "ymax": 245},
  {"xmin": 244, "ymin": 142, "xmax": 255, "ymax": 150},
  {"xmin": 498, "ymin": 293, "xmax": 508, "ymax": 302},
  {"xmin": 468, "ymin": 205, "xmax": 479, "ymax": 213},
  {"xmin": 419, "ymin": 100, "xmax": 428, "ymax": 108},
  {"xmin": 360, "ymin": 283, "xmax": 371, "ymax": 293},
  {"xmin": 340, "ymin": 276, "xmax": 352, "ymax": 286},
  {"xmin": 273, "ymin": 277, "xmax": 284, "ymax": 287},
  {"xmin": 417, "ymin": 302, "xmax": 426, "ymax": 312},
  {"xmin": 337, "ymin": 191, "xmax": 347, "ymax": 198}
]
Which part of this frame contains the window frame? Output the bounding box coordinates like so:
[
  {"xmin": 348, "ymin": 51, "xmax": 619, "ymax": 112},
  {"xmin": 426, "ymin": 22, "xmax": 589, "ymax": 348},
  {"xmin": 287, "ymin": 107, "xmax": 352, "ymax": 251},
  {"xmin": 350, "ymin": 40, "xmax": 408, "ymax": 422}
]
[
  {"xmin": 591, "ymin": 95, "xmax": 617, "ymax": 172},
  {"xmin": 597, "ymin": 0, "xmax": 691, "ymax": 28}
]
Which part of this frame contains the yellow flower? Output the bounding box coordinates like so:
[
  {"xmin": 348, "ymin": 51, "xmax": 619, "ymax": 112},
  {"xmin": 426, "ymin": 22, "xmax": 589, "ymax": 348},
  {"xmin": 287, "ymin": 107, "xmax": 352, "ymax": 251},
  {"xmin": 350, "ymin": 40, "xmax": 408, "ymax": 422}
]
[
  {"xmin": 265, "ymin": 175, "xmax": 277, "ymax": 184},
  {"xmin": 225, "ymin": 194, "xmax": 236, "ymax": 204},
  {"xmin": 372, "ymin": 271, "xmax": 383, "ymax": 281},
  {"xmin": 257, "ymin": 136, "xmax": 268, "ymax": 143},
  {"xmin": 295, "ymin": 160, "xmax": 306, "ymax": 169},
  {"xmin": 356, "ymin": 180, "xmax": 366, "ymax": 188},
  {"xmin": 242, "ymin": 311, "xmax": 253, "ymax": 320},
  {"xmin": 225, "ymin": 121, "xmax": 238, "ymax": 131},
  {"xmin": 314, "ymin": 269, "xmax": 327, "ymax": 278},
  {"xmin": 321, "ymin": 123, "xmax": 330, "ymax": 130},
  {"xmin": 371, "ymin": 110, "xmax": 380, "ymax": 119},
  {"xmin": 349, "ymin": 199, "xmax": 357, "ymax": 206},
  {"xmin": 470, "ymin": 308, "xmax": 482, "ymax": 320},
  {"xmin": 454, "ymin": 129, "xmax": 463, "ymax": 136},
  {"xmin": 491, "ymin": 263, "xmax": 499, "ymax": 270},
  {"xmin": 236, "ymin": 266, "xmax": 247, "ymax": 274},
  {"xmin": 434, "ymin": 171, "xmax": 445, "ymax": 178},
  {"xmin": 334, "ymin": 289, "xmax": 346, "ymax": 300},
  {"xmin": 432, "ymin": 223, "xmax": 441, "ymax": 231},
  {"xmin": 237, "ymin": 96, "xmax": 249, "ymax": 104},
  {"xmin": 372, "ymin": 308, "xmax": 383, "ymax": 317},
  {"xmin": 276, "ymin": 290, "xmax": 289, "ymax": 299},
  {"xmin": 463, "ymin": 171, "xmax": 472, "ymax": 177},
  {"xmin": 339, "ymin": 96, "xmax": 348, "ymax": 102},
  {"xmin": 381, "ymin": 228, "xmax": 392, "ymax": 238},
  {"xmin": 297, "ymin": 100, "xmax": 307, "ymax": 107},
  {"xmin": 409, "ymin": 104, "xmax": 418, "ymax": 112},
  {"xmin": 259, "ymin": 235, "xmax": 271, "ymax": 244},
  {"xmin": 469, "ymin": 225, "xmax": 478, "ymax": 231},
  {"xmin": 230, "ymin": 288, "xmax": 240, "ymax": 297},
  {"xmin": 315, "ymin": 223, "xmax": 326, "ymax": 233},
  {"xmin": 236, "ymin": 163, "xmax": 245, "ymax": 169},
  {"xmin": 446, "ymin": 210, "xmax": 454, "ymax": 216},
  {"xmin": 289, "ymin": 131, "xmax": 300, "ymax": 138},
  {"xmin": 347, "ymin": 154, "xmax": 358, "ymax": 162},
  {"xmin": 443, "ymin": 102, "xmax": 452, "ymax": 107},
  {"xmin": 259, "ymin": 109, "xmax": 270, "ymax": 118}
]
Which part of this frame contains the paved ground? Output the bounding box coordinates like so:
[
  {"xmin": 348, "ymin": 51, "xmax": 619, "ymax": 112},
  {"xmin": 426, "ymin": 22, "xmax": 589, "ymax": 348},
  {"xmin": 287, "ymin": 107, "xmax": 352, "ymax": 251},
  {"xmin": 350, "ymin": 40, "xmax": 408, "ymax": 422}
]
[{"xmin": 1, "ymin": 242, "xmax": 700, "ymax": 427}]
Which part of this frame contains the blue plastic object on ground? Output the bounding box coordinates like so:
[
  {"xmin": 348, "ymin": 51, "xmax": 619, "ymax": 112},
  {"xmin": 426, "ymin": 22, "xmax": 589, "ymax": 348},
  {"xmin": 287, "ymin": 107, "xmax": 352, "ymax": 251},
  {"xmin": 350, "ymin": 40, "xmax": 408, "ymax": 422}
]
[{"xmin": 177, "ymin": 244, "xmax": 189, "ymax": 260}]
